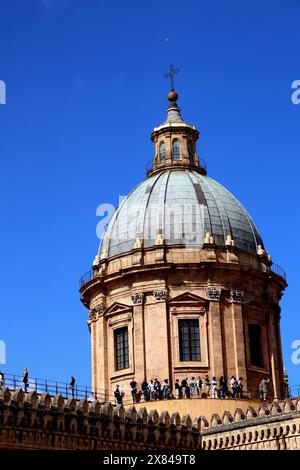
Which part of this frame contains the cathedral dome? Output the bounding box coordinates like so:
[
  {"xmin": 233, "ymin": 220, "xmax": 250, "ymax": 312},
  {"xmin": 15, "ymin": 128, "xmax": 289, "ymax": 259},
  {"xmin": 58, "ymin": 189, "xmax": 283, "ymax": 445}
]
[
  {"xmin": 99, "ymin": 169, "xmax": 263, "ymax": 259},
  {"xmin": 84, "ymin": 74, "xmax": 287, "ymax": 406}
]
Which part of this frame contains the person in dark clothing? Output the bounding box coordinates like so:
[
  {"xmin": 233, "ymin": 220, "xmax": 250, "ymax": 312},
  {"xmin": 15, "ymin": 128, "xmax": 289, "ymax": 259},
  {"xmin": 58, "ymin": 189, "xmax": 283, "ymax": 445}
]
[
  {"xmin": 219, "ymin": 376, "xmax": 228, "ymax": 398},
  {"xmin": 162, "ymin": 379, "xmax": 170, "ymax": 400},
  {"xmin": 181, "ymin": 378, "xmax": 188, "ymax": 399},
  {"xmin": 22, "ymin": 368, "xmax": 29, "ymax": 393},
  {"xmin": 114, "ymin": 385, "xmax": 123, "ymax": 404},
  {"xmin": 130, "ymin": 377, "xmax": 138, "ymax": 403},
  {"xmin": 141, "ymin": 379, "xmax": 150, "ymax": 402},
  {"xmin": 237, "ymin": 377, "xmax": 243, "ymax": 399},
  {"xmin": 205, "ymin": 375, "xmax": 210, "ymax": 398},
  {"xmin": 69, "ymin": 376, "xmax": 75, "ymax": 398},
  {"xmin": 154, "ymin": 378, "xmax": 161, "ymax": 400}
]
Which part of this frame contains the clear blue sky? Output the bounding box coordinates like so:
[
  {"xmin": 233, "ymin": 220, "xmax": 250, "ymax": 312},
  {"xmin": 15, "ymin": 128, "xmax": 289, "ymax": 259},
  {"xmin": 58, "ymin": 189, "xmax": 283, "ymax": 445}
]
[{"xmin": 0, "ymin": 0, "xmax": 299, "ymax": 388}]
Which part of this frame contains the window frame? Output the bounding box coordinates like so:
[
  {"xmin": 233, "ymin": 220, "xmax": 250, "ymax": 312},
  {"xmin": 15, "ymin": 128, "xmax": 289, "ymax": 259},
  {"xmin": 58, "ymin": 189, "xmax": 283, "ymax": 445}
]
[
  {"xmin": 114, "ymin": 326, "xmax": 129, "ymax": 371},
  {"xmin": 172, "ymin": 139, "xmax": 181, "ymax": 161},
  {"xmin": 178, "ymin": 318, "xmax": 201, "ymax": 362},
  {"xmin": 159, "ymin": 141, "xmax": 166, "ymax": 162},
  {"xmin": 187, "ymin": 140, "xmax": 194, "ymax": 162},
  {"xmin": 248, "ymin": 323, "xmax": 262, "ymax": 368}
]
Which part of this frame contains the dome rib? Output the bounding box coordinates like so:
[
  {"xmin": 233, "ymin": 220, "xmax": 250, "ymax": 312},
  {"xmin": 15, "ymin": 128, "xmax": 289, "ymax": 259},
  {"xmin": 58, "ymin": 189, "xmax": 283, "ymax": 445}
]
[
  {"xmin": 230, "ymin": 194, "xmax": 261, "ymax": 252},
  {"xmin": 185, "ymin": 170, "xmax": 212, "ymax": 239},
  {"xmin": 99, "ymin": 169, "xmax": 263, "ymax": 258},
  {"xmin": 198, "ymin": 173, "xmax": 233, "ymax": 244}
]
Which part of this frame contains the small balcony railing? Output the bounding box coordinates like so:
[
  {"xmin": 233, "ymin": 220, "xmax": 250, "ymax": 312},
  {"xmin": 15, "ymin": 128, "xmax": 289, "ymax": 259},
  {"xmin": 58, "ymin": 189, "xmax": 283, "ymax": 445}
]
[
  {"xmin": 146, "ymin": 157, "xmax": 207, "ymax": 177},
  {"xmin": 270, "ymin": 262, "xmax": 286, "ymax": 281},
  {"xmin": 79, "ymin": 269, "xmax": 94, "ymax": 288}
]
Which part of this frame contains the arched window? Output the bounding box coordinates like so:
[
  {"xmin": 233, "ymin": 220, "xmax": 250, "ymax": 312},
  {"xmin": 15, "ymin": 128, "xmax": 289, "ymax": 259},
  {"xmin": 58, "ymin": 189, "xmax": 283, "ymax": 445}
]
[
  {"xmin": 172, "ymin": 139, "xmax": 181, "ymax": 160},
  {"xmin": 188, "ymin": 140, "xmax": 194, "ymax": 162},
  {"xmin": 159, "ymin": 141, "xmax": 166, "ymax": 162}
]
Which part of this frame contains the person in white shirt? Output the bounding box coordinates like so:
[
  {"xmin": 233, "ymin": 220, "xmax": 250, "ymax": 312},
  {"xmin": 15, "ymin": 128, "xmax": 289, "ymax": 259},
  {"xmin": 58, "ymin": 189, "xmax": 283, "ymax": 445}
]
[
  {"xmin": 211, "ymin": 376, "xmax": 218, "ymax": 398},
  {"xmin": 189, "ymin": 377, "xmax": 196, "ymax": 398},
  {"xmin": 174, "ymin": 379, "xmax": 180, "ymax": 399},
  {"xmin": 148, "ymin": 380, "xmax": 155, "ymax": 401}
]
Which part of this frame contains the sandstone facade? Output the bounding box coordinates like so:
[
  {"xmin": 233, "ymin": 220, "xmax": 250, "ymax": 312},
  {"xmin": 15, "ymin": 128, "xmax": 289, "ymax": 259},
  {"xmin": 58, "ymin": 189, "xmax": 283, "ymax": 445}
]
[{"xmin": 81, "ymin": 244, "xmax": 286, "ymax": 403}]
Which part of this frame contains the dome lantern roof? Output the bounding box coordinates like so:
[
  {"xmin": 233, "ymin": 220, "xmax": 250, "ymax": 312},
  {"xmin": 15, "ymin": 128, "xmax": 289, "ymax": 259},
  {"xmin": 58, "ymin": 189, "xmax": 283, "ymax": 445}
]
[{"xmin": 148, "ymin": 65, "xmax": 206, "ymax": 177}]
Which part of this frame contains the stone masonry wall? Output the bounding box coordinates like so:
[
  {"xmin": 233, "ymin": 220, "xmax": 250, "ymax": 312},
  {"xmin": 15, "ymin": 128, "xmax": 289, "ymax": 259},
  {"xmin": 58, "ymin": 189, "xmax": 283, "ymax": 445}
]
[{"xmin": 1, "ymin": 388, "xmax": 299, "ymax": 451}]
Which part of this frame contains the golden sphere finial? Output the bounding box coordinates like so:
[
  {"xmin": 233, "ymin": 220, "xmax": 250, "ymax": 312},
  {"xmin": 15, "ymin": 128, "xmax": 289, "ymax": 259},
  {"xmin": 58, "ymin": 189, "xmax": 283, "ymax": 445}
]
[{"xmin": 167, "ymin": 90, "xmax": 178, "ymax": 102}]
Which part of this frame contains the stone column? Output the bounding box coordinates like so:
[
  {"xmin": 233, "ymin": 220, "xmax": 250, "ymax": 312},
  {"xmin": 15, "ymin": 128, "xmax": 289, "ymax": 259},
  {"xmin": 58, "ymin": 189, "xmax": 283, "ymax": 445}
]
[
  {"xmin": 132, "ymin": 293, "xmax": 146, "ymax": 384},
  {"xmin": 143, "ymin": 290, "xmax": 170, "ymax": 383},
  {"xmin": 90, "ymin": 319, "xmax": 97, "ymax": 392},
  {"xmin": 275, "ymin": 311, "xmax": 285, "ymax": 398},
  {"xmin": 95, "ymin": 312, "xmax": 108, "ymax": 401},
  {"xmin": 206, "ymin": 288, "xmax": 224, "ymax": 378},
  {"xmin": 229, "ymin": 290, "xmax": 248, "ymax": 393}
]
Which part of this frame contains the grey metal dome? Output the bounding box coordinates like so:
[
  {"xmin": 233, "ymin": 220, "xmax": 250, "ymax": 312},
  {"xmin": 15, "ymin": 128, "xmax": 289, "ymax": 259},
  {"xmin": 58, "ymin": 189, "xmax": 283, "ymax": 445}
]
[{"xmin": 99, "ymin": 169, "xmax": 263, "ymax": 258}]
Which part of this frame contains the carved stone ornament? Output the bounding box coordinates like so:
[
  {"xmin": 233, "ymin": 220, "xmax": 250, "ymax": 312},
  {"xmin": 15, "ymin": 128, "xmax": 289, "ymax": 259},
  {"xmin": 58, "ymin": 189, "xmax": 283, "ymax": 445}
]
[
  {"xmin": 88, "ymin": 310, "xmax": 97, "ymax": 321},
  {"xmin": 88, "ymin": 303, "xmax": 106, "ymax": 321},
  {"xmin": 206, "ymin": 288, "xmax": 221, "ymax": 301},
  {"xmin": 131, "ymin": 292, "xmax": 145, "ymax": 304},
  {"xmin": 229, "ymin": 290, "xmax": 244, "ymax": 303},
  {"xmin": 153, "ymin": 290, "xmax": 168, "ymax": 301}
]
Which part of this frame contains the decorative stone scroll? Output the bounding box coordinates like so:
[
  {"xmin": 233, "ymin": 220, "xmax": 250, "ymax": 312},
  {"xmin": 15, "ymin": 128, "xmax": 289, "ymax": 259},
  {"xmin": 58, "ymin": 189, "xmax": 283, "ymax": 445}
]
[
  {"xmin": 229, "ymin": 290, "xmax": 244, "ymax": 303},
  {"xmin": 131, "ymin": 292, "xmax": 145, "ymax": 305},
  {"xmin": 153, "ymin": 290, "xmax": 168, "ymax": 301},
  {"xmin": 88, "ymin": 310, "xmax": 96, "ymax": 322},
  {"xmin": 88, "ymin": 303, "xmax": 106, "ymax": 322},
  {"xmin": 206, "ymin": 288, "xmax": 221, "ymax": 301}
]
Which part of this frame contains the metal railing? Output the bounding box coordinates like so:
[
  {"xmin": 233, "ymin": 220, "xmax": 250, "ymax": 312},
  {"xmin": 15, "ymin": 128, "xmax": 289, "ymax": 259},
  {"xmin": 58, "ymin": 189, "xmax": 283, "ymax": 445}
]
[
  {"xmin": 80, "ymin": 260, "xmax": 287, "ymax": 290},
  {"xmin": 198, "ymin": 158, "xmax": 207, "ymax": 175},
  {"xmin": 288, "ymin": 385, "xmax": 300, "ymax": 398},
  {"xmin": 79, "ymin": 269, "xmax": 94, "ymax": 288},
  {"xmin": 146, "ymin": 159, "xmax": 153, "ymax": 176},
  {"xmin": 145, "ymin": 157, "xmax": 207, "ymax": 177},
  {"xmin": 0, "ymin": 373, "xmax": 115, "ymax": 403},
  {"xmin": 1, "ymin": 373, "xmax": 297, "ymax": 406},
  {"xmin": 271, "ymin": 262, "xmax": 286, "ymax": 281}
]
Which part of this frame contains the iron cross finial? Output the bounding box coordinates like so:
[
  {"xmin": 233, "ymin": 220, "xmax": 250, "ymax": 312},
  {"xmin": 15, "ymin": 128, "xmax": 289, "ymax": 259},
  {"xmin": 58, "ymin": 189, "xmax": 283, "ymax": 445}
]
[{"xmin": 164, "ymin": 64, "xmax": 179, "ymax": 91}]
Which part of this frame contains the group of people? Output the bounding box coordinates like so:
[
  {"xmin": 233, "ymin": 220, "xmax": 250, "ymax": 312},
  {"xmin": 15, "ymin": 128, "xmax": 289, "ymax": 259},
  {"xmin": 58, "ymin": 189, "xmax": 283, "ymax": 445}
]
[
  {"xmin": 113, "ymin": 377, "xmax": 170, "ymax": 405},
  {"xmin": 114, "ymin": 375, "xmax": 247, "ymax": 405},
  {"xmin": 174, "ymin": 375, "xmax": 244, "ymax": 400},
  {"xmin": 0, "ymin": 369, "xmax": 270, "ymax": 403},
  {"xmin": 115, "ymin": 376, "xmax": 271, "ymax": 404}
]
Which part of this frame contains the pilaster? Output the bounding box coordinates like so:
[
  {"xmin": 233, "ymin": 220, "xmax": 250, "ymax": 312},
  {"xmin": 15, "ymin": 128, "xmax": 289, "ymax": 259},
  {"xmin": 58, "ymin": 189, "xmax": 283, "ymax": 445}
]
[
  {"xmin": 230, "ymin": 293, "xmax": 248, "ymax": 393},
  {"xmin": 207, "ymin": 288, "xmax": 224, "ymax": 378},
  {"xmin": 132, "ymin": 292, "xmax": 146, "ymax": 384}
]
